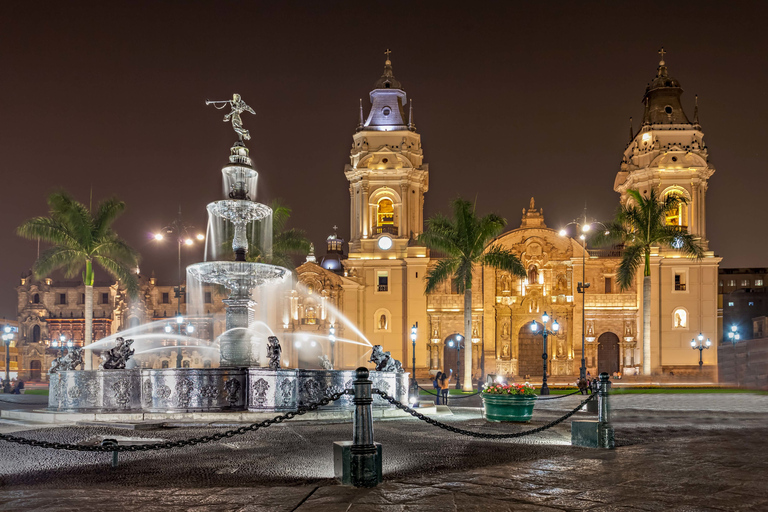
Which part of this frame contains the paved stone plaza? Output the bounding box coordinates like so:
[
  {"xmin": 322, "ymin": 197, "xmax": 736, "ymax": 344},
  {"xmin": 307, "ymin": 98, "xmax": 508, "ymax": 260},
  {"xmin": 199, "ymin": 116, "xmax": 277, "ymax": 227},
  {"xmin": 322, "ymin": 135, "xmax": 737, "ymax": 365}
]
[{"xmin": 1, "ymin": 393, "xmax": 767, "ymax": 511}]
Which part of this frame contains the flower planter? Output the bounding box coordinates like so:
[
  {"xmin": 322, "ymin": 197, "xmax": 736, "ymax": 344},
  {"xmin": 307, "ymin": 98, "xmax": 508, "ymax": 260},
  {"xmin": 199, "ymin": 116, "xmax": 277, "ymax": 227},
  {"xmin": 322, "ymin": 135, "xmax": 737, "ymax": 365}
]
[{"xmin": 481, "ymin": 393, "xmax": 537, "ymax": 422}]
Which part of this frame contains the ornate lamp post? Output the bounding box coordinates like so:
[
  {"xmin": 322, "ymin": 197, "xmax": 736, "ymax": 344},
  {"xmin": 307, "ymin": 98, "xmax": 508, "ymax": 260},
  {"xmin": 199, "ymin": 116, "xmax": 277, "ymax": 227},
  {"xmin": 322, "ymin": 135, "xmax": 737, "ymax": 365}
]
[
  {"xmin": 530, "ymin": 311, "xmax": 559, "ymax": 395},
  {"xmin": 2, "ymin": 325, "xmax": 14, "ymax": 393},
  {"xmin": 691, "ymin": 333, "xmax": 711, "ymax": 370},
  {"xmin": 559, "ymin": 217, "xmax": 610, "ymax": 382},
  {"xmin": 410, "ymin": 323, "xmax": 420, "ymax": 402},
  {"xmin": 727, "ymin": 325, "xmax": 740, "ymax": 344},
  {"xmin": 165, "ymin": 317, "xmax": 195, "ymax": 368},
  {"xmin": 448, "ymin": 334, "xmax": 465, "ymax": 390}
]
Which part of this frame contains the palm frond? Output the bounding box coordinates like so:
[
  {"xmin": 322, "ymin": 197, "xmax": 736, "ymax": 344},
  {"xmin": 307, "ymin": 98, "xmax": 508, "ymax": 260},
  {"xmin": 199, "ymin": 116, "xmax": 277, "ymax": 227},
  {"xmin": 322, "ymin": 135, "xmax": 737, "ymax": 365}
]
[
  {"xmin": 32, "ymin": 247, "xmax": 85, "ymax": 279},
  {"xmin": 480, "ymin": 245, "xmax": 526, "ymax": 277},
  {"xmin": 93, "ymin": 197, "xmax": 126, "ymax": 239},
  {"xmin": 93, "ymin": 255, "xmax": 140, "ymax": 297},
  {"xmin": 616, "ymin": 244, "xmax": 645, "ymax": 290},
  {"xmin": 48, "ymin": 192, "xmax": 93, "ymax": 249},
  {"xmin": 17, "ymin": 217, "xmax": 76, "ymax": 246},
  {"xmin": 424, "ymin": 258, "xmax": 459, "ymax": 294},
  {"xmin": 94, "ymin": 237, "xmax": 140, "ymax": 266}
]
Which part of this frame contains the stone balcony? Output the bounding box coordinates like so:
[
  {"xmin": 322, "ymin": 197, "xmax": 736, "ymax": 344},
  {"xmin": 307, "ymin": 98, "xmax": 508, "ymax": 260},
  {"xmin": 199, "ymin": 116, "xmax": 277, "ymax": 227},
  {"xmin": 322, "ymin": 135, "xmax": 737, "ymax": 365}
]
[{"xmin": 584, "ymin": 294, "xmax": 637, "ymax": 310}]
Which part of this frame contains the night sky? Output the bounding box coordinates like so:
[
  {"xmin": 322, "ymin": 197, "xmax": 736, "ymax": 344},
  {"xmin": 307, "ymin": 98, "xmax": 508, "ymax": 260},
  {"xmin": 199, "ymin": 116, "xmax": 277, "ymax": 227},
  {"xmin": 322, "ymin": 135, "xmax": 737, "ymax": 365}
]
[{"xmin": 2, "ymin": 1, "xmax": 766, "ymax": 318}]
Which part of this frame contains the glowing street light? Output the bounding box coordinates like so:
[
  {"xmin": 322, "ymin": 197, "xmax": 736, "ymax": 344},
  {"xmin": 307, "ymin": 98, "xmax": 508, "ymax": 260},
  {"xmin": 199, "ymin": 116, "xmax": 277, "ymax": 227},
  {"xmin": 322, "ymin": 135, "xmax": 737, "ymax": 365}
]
[
  {"xmin": 559, "ymin": 215, "xmax": 609, "ymax": 382},
  {"xmin": 691, "ymin": 334, "xmax": 711, "ymax": 370},
  {"xmin": 530, "ymin": 311, "xmax": 559, "ymax": 395}
]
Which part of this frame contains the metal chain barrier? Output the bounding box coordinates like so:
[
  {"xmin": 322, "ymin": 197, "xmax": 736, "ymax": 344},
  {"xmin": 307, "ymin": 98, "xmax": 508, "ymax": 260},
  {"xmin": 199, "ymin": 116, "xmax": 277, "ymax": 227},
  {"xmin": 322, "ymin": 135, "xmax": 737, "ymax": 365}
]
[
  {"xmin": 375, "ymin": 389, "xmax": 596, "ymax": 439},
  {"xmin": 537, "ymin": 389, "xmax": 585, "ymax": 400},
  {"xmin": 0, "ymin": 390, "xmax": 350, "ymax": 453}
]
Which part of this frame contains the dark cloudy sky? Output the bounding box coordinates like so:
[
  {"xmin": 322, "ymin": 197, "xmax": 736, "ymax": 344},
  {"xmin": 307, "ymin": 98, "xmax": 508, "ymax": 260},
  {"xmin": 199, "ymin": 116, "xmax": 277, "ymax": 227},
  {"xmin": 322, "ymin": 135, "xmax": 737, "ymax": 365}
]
[{"xmin": 1, "ymin": 0, "xmax": 766, "ymax": 318}]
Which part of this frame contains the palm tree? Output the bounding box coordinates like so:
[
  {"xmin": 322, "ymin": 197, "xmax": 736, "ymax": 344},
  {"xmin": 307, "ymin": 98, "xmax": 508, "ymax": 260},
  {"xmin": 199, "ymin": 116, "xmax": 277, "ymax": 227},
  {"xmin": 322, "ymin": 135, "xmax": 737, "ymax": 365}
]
[
  {"xmin": 592, "ymin": 189, "xmax": 703, "ymax": 375},
  {"xmin": 419, "ymin": 198, "xmax": 526, "ymax": 391},
  {"xmin": 17, "ymin": 192, "xmax": 140, "ymax": 369}
]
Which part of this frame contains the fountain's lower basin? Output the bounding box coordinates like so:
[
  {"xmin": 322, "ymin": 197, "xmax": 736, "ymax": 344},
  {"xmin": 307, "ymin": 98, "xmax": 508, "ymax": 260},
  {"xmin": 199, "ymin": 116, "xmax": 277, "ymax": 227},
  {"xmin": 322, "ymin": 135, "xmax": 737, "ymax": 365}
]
[
  {"xmin": 48, "ymin": 369, "xmax": 142, "ymax": 412},
  {"xmin": 247, "ymin": 368, "xmax": 410, "ymax": 412},
  {"xmin": 141, "ymin": 368, "xmax": 247, "ymax": 412},
  {"xmin": 46, "ymin": 368, "xmax": 410, "ymax": 414}
]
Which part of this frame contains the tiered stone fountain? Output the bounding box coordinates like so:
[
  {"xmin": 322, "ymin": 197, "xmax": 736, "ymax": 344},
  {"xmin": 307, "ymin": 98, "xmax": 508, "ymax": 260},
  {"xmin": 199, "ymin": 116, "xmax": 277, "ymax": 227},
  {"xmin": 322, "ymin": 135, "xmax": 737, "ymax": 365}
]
[{"xmin": 48, "ymin": 94, "xmax": 408, "ymax": 414}]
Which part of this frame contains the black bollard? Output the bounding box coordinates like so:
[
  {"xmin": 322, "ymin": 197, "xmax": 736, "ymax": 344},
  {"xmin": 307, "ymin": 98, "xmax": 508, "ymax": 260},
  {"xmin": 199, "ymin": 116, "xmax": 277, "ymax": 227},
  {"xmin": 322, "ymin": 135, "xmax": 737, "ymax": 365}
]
[
  {"xmin": 101, "ymin": 438, "xmax": 119, "ymax": 467},
  {"xmin": 597, "ymin": 372, "xmax": 615, "ymax": 449},
  {"xmin": 571, "ymin": 372, "xmax": 614, "ymax": 449},
  {"xmin": 333, "ymin": 367, "xmax": 382, "ymax": 487}
]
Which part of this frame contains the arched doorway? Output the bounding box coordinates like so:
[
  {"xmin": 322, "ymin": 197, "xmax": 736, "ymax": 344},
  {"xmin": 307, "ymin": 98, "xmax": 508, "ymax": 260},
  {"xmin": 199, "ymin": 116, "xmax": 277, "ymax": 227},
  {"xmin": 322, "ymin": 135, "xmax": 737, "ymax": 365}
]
[
  {"xmin": 517, "ymin": 323, "xmax": 543, "ymax": 379},
  {"xmin": 30, "ymin": 360, "xmax": 42, "ymax": 381},
  {"xmin": 597, "ymin": 332, "xmax": 620, "ymax": 376},
  {"xmin": 441, "ymin": 334, "xmax": 464, "ymax": 382}
]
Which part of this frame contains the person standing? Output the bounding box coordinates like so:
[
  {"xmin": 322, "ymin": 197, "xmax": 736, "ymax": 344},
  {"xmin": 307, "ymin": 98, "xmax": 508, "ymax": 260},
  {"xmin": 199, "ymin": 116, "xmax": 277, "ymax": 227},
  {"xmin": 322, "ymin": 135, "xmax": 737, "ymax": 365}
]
[
  {"xmin": 433, "ymin": 372, "xmax": 443, "ymax": 405},
  {"xmin": 439, "ymin": 370, "xmax": 452, "ymax": 405}
]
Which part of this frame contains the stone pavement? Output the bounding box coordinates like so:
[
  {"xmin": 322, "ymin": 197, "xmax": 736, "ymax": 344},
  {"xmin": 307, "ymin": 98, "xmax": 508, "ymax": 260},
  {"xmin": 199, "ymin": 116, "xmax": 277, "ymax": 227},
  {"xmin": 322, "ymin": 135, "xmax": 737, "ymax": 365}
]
[{"xmin": 0, "ymin": 394, "xmax": 766, "ymax": 511}]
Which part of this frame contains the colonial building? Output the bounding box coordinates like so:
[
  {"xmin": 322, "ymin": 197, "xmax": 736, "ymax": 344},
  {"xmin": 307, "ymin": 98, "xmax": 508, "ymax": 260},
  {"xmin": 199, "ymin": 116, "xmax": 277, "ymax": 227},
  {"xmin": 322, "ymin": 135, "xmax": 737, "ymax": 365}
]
[
  {"xmin": 14, "ymin": 271, "xmax": 226, "ymax": 381},
  {"xmin": 288, "ymin": 51, "xmax": 720, "ymax": 380}
]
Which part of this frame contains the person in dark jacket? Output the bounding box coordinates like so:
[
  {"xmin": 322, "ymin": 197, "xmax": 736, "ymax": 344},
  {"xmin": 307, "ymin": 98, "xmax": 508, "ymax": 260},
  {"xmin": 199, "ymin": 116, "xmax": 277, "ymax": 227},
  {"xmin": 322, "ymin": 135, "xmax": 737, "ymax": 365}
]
[{"xmin": 433, "ymin": 372, "xmax": 443, "ymax": 404}]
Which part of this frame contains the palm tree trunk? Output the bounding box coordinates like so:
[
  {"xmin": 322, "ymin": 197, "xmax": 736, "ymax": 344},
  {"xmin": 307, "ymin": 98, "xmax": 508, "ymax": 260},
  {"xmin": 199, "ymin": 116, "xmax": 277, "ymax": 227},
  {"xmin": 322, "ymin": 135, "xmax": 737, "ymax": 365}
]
[
  {"xmin": 463, "ymin": 289, "xmax": 473, "ymax": 391},
  {"xmin": 642, "ymin": 275, "xmax": 651, "ymax": 376},
  {"xmin": 84, "ymin": 260, "xmax": 94, "ymax": 370}
]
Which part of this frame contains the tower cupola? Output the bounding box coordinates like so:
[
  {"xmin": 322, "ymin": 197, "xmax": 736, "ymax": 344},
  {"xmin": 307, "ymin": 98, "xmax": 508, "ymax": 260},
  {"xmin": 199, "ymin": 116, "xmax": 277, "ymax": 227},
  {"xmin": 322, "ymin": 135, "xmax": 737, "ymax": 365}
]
[
  {"xmin": 364, "ymin": 50, "xmax": 408, "ymax": 131},
  {"xmin": 642, "ymin": 48, "xmax": 691, "ymax": 125}
]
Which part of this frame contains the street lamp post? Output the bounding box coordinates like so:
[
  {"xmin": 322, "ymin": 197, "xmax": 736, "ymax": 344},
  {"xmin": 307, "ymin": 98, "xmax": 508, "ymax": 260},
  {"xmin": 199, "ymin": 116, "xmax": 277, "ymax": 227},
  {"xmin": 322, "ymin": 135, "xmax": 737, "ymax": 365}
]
[
  {"xmin": 727, "ymin": 325, "xmax": 740, "ymax": 344},
  {"xmin": 448, "ymin": 334, "xmax": 465, "ymax": 390},
  {"xmin": 530, "ymin": 311, "xmax": 559, "ymax": 396},
  {"xmin": 410, "ymin": 323, "xmax": 419, "ymax": 402},
  {"xmin": 691, "ymin": 333, "xmax": 711, "ymax": 370},
  {"xmin": 2, "ymin": 325, "xmax": 14, "ymax": 393},
  {"xmin": 559, "ymin": 217, "xmax": 609, "ymax": 382}
]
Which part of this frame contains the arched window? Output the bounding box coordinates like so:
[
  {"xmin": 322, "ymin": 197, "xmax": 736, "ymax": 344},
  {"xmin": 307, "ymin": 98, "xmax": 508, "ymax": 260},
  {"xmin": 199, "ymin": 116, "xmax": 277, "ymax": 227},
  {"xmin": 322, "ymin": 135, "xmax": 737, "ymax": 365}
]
[
  {"xmin": 32, "ymin": 325, "xmax": 41, "ymax": 344},
  {"xmin": 376, "ymin": 198, "xmax": 395, "ymax": 234},
  {"xmin": 664, "ymin": 191, "xmax": 688, "ymax": 228},
  {"xmin": 527, "ymin": 265, "xmax": 538, "ymax": 284},
  {"xmin": 33, "ymin": 294, "xmax": 40, "ymax": 304}
]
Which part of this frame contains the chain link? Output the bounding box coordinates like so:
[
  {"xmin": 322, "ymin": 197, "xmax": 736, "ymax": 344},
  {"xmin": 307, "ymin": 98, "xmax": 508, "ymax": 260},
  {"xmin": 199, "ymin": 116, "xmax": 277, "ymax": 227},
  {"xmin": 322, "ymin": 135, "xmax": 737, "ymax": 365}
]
[
  {"xmin": 0, "ymin": 390, "xmax": 351, "ymax": 452},
  {"xmin": 374, "ymin": 388, "xmax": 596, "ymax": 439}
]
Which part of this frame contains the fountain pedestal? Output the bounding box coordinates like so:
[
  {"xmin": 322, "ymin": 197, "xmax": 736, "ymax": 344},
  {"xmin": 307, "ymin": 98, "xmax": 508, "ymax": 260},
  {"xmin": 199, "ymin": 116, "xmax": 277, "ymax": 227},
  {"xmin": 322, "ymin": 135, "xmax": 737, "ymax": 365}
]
[
  {"xmin": 220, "ymin": 297, "xmax": 255, "ymax": 367},
  {"xmin": 141, "ymin": 368, "xmax": 247, "ymax": 412}
]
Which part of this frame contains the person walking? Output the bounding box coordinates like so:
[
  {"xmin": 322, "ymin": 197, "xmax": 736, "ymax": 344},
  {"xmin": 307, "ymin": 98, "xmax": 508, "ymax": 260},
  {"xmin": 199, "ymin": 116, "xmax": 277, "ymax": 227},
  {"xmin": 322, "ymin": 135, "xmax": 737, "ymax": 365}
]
[
  {"xmin": 433, "ymin": 372, "xmax": 443, "ymax": 405},
  {"xmin": 439, "ymin": 369, "xmax": 452, "ymax": 405}
]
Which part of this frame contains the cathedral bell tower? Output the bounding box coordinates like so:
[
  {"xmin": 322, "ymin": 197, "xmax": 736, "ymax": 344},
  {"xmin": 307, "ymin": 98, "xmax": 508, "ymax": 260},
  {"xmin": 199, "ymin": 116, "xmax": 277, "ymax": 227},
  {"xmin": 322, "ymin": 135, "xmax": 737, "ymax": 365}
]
[
  {"xmin": 345, "ymin": 51, "xmax": 429, "ymax": 254},
  {"xmin": 615, "ymin": 48, "xmax": 715, "ymax": 250},
  {"xmin": 343, "ymin": 51, "xmax": 429, "ymax": 373}
]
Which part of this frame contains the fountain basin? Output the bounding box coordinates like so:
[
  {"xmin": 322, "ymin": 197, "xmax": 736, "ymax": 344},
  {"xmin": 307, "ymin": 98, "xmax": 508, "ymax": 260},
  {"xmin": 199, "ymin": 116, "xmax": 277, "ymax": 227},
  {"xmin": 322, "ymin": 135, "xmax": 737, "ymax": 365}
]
[
  {"xmin": 141, "ymin": 368, "xmax": 246, "ymax": 412},
  {"xmin": 186, "ymin": 261, "xmax": 288, "ymax": 293},
  {"xmin": 48, "ymin": 369, "xmax": 142, "ymax": 412},
  {"xmin": 247, "ymin": 368, "xmax": 298, "ymax": 412}
]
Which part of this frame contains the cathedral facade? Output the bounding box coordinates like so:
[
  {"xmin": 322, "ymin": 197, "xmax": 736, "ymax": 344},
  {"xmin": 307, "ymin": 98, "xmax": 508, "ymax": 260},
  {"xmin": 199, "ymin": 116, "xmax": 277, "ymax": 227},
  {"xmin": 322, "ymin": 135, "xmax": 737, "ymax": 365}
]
[{"xmin": 287, "ymin": 52, "xmax": 720, "ymax": 381}]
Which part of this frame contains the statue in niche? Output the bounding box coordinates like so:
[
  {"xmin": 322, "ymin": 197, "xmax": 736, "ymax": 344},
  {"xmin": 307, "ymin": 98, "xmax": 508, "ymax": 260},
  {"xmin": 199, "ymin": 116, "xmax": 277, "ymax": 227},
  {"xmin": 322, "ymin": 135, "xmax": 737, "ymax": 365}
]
[
  {"xmin": 625, "ymin": 321, "xmax": 633, "ymax": 336},
  {"xmin": 500, "ymin": 273, "xmax": 511, "ymax": 292},
  {"xmin": 556, "ymin": 275, "xmax": 567, "ymax": 292},
  {"xmin": 674, "ymin": 312, "xmax": 685, "ymax": 328},
  {"xmin": 528, "ymin": 265, "xmax": 538, "ymax": 284},
  {"xmin": 501, "ymin": 320, "xmax": 510, "ymax": 339},
  {"xmin": 432, "ymin": 325, "xmax": 439, "ymax": 339},
  {"xmin": 556, "ymin": 336, "xmax": 566, "ymax": 357},
  {"xmin": 378, "ymin": 314, "xmax": 388, "ymax": 330},
  {"xmin": 586, "ymin": 322, "xmax": 594, "ymax": 337},
  {"xmin": 501, "ymin": 343, "xmax": 510, "ymax": 359}
]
